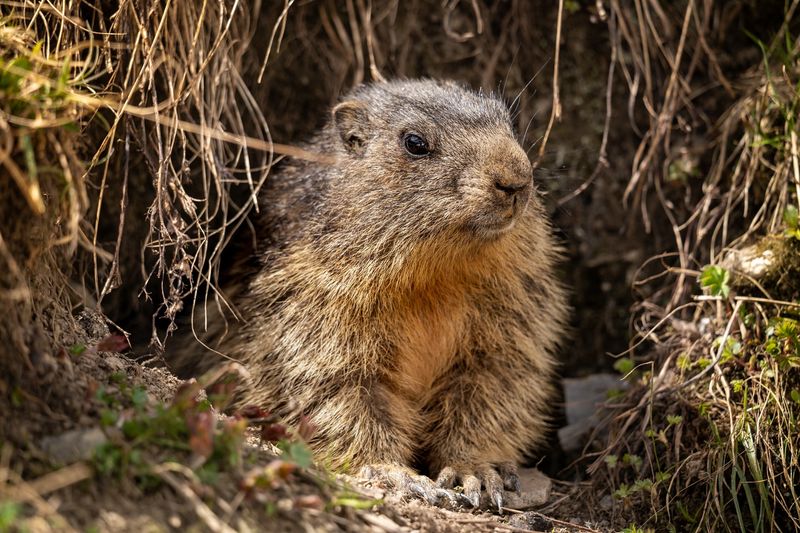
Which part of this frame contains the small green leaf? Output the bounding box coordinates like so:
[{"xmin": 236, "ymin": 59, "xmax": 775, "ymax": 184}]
[
  {"xmin": 68, "ymin": 343, "xmax": 86, "ymax": 356},
  {"xmin": 774, "ymin": 318, "xmax": 798, "ymax": 339},
  {"xmin": 95, "ymin": 387, "xmax": 117, "ymax": 408},
  {"xmin": 57, "ymin": 58, "xmax": 71, "ymax": 92},
  {"xmin": 791, "ymin": 389, "xmax": 800, "ymax": 404},
  {"xmin": 655, "ymin": 471, "xmax": 671, "ymax": 484},
  {"xmin": 131, "ymin": 387, "xmax": 148, "ymax": 409},
  {"xmin": 329, "ymin": 497, "xmax": 382, "ymax": 510},
  {"xmin": 676, "ymin": 352, "xmax": 692, "ymax": 370},
  {"xmin": 604, "ymin": 454, "xmax": 618, "ymax": 468},
  {"xmin": 614, "ymin": 357, "xmax": 635, "ymax": 375},
  {"xmin": 784, "ymin": 205, "xmax": 799, "ymax": 230},
  {"xmin": 623, "ymin": 453, "xmax": 643, "ymax": 469},
  {"xmin": 564, "ymin": 0, "xmax": 580, "ymax": 14},
  {"xmin": 100, "ymin": 409, "xmax": 118, "ymax": 427},
  {"xmin": 10, "ymin": 387, "xmax": 23, "ymax": 407},
  {"xmin": 0, "ymin": 500, "xmax": 22, "ymax": 530},
  {"xmin": 700, "ymin": 265, "xmax": 730, "ymax": 298},
  {"xmin": 666, "ymin": 415, "xmax": 683, "ymax": 426},
  {"xmin": 10, "ymin": 57, "xmax": 33, "ymax": 73},
  {"xmin": 606, "ymin": 388, "xmax": 624, "ymax": 399},
  {"xmin": 196, "ymin": 462, "xmax": 220, "ymax": 485},
  {"xmin": 31, "ymin": 41, "xmax": 44, "ymax": 57},
  {"xmin": 284, "ymin": 441, "xmax": 312, "ymax": 469},
  {"xmin": 613, "ymin": 483, "xmax": 631, "ymax": 499},
  {"xmin": 20, "ymin": 134, "xmax": 37, "ymax": 180}
]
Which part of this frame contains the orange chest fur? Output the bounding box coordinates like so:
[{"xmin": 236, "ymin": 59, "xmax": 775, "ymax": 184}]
[{"xmin": 391, "ymin": 296, "xmax": 468, "ymax": 402}]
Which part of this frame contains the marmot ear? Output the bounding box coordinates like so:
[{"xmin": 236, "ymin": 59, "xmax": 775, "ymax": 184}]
[{"xmin": 332, "ymin": 101, "xmax": 370, "ymax": 154}]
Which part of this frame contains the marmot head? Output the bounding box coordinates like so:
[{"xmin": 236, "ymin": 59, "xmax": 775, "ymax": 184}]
[{"xmin": 327, "ymin": 79, "xmax": 534, "ymax": 244}]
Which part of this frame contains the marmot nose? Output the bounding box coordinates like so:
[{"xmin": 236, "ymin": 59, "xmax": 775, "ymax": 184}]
[{"xmin": 493, "ymin": 175, "xmax": 530, "ymax": 197}]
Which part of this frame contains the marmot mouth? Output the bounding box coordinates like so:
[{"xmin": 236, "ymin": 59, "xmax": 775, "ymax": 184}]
[{"xmin": 465, "ymin": 214, "xmax": 518, "ymax": 239}]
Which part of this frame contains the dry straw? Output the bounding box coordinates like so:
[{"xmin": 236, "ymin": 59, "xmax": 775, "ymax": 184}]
[
  {"xmin": 0, "ymin": 1, "xmax": 324, "ymax": 347},
  {"xmin": 587, "ymin": 1, "xmax": 800, "ymax": 531}
]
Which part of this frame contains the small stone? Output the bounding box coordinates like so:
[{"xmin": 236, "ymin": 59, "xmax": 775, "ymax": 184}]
[
  {"xmin": 276, "ymin": 498, "xmax": 293, "ymax": 512},
  {"xmin": 559, "ymin": 373, "xmax": 626, "ymax": 452},
  {"xmin": 722, "ymin": 245, "xmax": 775, "ymax": 279},
  {"xmin": 78, "ymin": 309, "xmax": 111, "ymax": 340},
  {"xmin": 508, "ymin": 511, "xmax": 553, "ymax": 531},
  {"xmin": 600, "ymin": 494, "xmax": 614, "ymax": 511},
  {"xmin": 40, "ymin": 427, "xmax": 107, "ymax": 464},
  {"xmin": 500, "ymin": 468, "xmax": 552, "ymax": 510}
]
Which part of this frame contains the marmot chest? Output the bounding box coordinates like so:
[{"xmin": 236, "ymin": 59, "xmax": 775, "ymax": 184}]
[{"xmin": 392, "ymin": 298, "xmax": 467, "ymax": 401}]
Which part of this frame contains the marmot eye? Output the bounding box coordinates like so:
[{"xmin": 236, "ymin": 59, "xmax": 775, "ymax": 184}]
[{"xmin": 403, "ymin": 133, "xmax": 430, "ymax": 157}]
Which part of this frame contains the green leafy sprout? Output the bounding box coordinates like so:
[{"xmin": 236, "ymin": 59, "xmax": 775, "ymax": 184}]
[{"xmin": 700, "ymin": 265, "xmax": 731, "ymax": 298}]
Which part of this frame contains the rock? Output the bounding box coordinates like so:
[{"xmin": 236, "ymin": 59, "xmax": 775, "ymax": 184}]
[
  {"xmin": 722, "ymin": 244, "xmax": 775, "ymax": 279},
  {"xmin": 600, "ymin": 494, "xmax": 614, "ymax": 511},
  {"xmin": 40, "ymin": 427, "xmax": 107, "ymax": 464},
  {"xmin": 77, "ymin": 308, "xmax": 111, "ymax": 340},
  {"xmin": 507, "ymin": 511, "xmax": 553, "ymax": 531},
  {"xmin": 500, "ymin": 468, "xmax": 552, "ymax": 510},
  {"xmin": 558, "ymin": 373, "xmax": 626, "ymax": 453}
]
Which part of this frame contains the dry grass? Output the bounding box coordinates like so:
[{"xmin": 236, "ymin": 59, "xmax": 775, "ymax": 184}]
[
  {"xmin": 587, "ymin": 1, "xmax": 800, "ymax": 531},
  {"xmin": 0, "ymin": 0, "xmax": 337, "ymax": 335}
]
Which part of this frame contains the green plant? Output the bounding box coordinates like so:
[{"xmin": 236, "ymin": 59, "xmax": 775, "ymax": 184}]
[
  {"xmin": 613, "ymin": 357, "xmax": 635, "ymax": 375},
  {"xmin": 91, "ymin": 374, "xmax": 248, "ymax": 490},
  {"xmin": 622, "ymin": 453, "xmax": 642, "ymax": 470},
  {"xmin": 700, "ymin": 265, "xmax": 731, "ymax": 298},
  {"xmin": 0, "ymin": 501, "xmax": 21, "ymax": 533},
  {"xmin": 784, "ymin": 205, "xmax": 800, "ymax": 239},
  {"xmin": 328, "ymin": 492, "xmax": 382, "ymax": 510}
]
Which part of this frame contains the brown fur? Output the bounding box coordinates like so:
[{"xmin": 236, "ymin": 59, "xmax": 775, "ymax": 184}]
[{"xmin": 172, "ymin": 79, "xmax": 568, "ymax": 476}]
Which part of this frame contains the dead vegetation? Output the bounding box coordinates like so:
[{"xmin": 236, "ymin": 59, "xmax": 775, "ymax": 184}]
[
  {"xmin": 585, "ymin": 1, "xmax": 800, "ymax": 531},
  {"xmin": 1, "ymin": 0, "xmax": 799, "ymax": 532}
]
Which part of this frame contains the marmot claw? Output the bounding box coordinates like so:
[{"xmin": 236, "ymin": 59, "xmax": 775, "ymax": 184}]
[
  {"xmin": 359, "ymin": 464, "xmax": 467, "ymax": 510},
  {"xmin": 435, "ymin": 462, "xmax": 519, "ymax": 513}
]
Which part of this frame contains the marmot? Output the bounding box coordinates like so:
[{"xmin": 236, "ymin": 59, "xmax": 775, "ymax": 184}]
[{"xmin": 174, "ymin": 79, "xmax": 568, "ymax": 510}]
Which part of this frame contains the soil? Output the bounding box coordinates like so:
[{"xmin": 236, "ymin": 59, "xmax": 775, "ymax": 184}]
[{"xmin": 1, "ymin": 330, "xmax": 610, "ymax": 533}]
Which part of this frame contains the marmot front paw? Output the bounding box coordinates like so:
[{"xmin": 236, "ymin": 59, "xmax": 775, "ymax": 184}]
[
  {"xmin": 435, "ymin": 462, "xmax": 519, "ymax": 511},
  {"xmin": 359, "ymin": 464, "xmax": 467, "ymax": 509}
]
